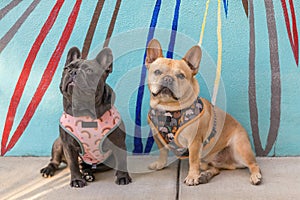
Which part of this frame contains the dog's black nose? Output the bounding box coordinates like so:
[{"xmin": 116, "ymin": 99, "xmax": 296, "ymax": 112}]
[
  {"xmin": 163, "ymin": 75, "xmax": 174, "ymax": 85},
  {"xmin": 70, "ymin": 69, "xmax": 77, "ymax": 77}
]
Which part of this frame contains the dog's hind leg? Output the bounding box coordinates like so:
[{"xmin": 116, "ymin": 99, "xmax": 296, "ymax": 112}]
[
  {"xmin": 199, "ymin": 147, "xmax": 240, "ymax": 184},
  {"xmin": 198, "ymin": 148, "xmax": 236, "ymax": 184},
  {"xmin": 199, "ymin": 166, "xmax": 220, "ymax": 184},
  {"xmin": 231, "ymin": 131, "xmax": 262, "ymax": 185},
  {"xmin": 40, "ymin": 137, "xmax": 64, "ymax": 177}
]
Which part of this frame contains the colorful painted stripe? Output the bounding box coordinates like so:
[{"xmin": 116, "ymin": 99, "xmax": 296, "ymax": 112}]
[
  {"xmin": 211, "ymin": 0, "xmax": 223, "ymax": 106},
  {"xmin": 248, "ymin": 0, "xmax": 263, "ymax": 155},
  {"xmin": 82, "ymin": 0, "xmax": 105, "ymax": 59},
  {"xmin": 242, "ymin": 0, "xmax": 248, "ymax": 17},
  {"xmin": 248, "ymin": 0, "xmax": 281, "ymax": 156},
  {"xmin": 0, "ymin": 0, "xmax": 22, "ymax": 21},
  {"xmin": 263, "ymin": 0, "xmax": 281, "ymax": 156},
  {"xmin": 103, "ymin": 0, "xmax": 122, "ymax": 48},
  {"xmin": 198, "ymin": 0, "xmax": 211, "ymax": 46},
  {"xmin": 133, "ymin": 0, "xmax": 162, "ymax": 154},
  {"xmin": 166, "ymin": 0, "xmax": 181, "ymax": 58},
  {"xmin": 82, "ymin": 0, "xmax": 122, "ymax": 57},
  {"xmin": 223, "ymin": 0, "xmax": 228, "ymax": 17},
  {"xmin": 144, "ymin": 0, "xmax": 181, "ymax": 154},
  {"xmin": 2, "ymin": 0, "xmax": 82, "ymax": 155},
  {"xmin": 1, "ymin": 0, "xmax": 64, "ymax": 155},
  {"xmin": 280, "ymin": 0, "xmax": 299, "ymax": 65},
  {"xmin": 0, "ymin": 0, "xmax": 41, "ymax": 53}
]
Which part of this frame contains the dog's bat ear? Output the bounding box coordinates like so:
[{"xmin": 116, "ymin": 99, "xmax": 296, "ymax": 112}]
[
  {"xmin": 146, "ymin": 39, "xmax": 163, "ymax": 67},
  {"xmin": 96, "ymin": 48, "xmax": 113, "ymax": 73},
  {"xmin": 182, "ymin": 45, "xmax": 202, "ymax": 75},
  {"xmin": 65, "ymin": 47, "xmax": 81, "ymax": 66},
  {"xmin": 102, "ymin": 85, "xmax": 115, "ymax": 105}
]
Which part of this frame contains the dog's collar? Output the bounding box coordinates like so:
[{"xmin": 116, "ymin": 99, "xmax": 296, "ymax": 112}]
[{"xmin": 148, "ymin": 97, "xmax": 204, "ymax": 158}]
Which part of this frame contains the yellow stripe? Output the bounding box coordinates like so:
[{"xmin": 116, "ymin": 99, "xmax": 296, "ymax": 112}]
[
  {"xmin": 211, "ymin": 0, "xmax": 222, "ymax": 105},
  {"xmin": 198, "ymin": 0, "xmax": 211, "ymax": 46}
]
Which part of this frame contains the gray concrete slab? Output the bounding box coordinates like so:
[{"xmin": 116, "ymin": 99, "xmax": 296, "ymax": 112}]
[
  {"xmin": 179, "ymin": 157, "xmax": 300, "ymax": 200},
  {"xmin": 1, "ymin": 157, "xmax": 300, "ymax": 200},
  {"xmin": 0, "ymin": 156, "xmax": 178, "ymax": 200}
]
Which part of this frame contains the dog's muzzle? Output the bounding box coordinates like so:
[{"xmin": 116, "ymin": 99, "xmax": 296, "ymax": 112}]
[
  {"xmin": 162, "ymin": 75, "xmax": 174, "ymax": 87},
  {"xmin": 152, "ymin": 76, "xmax": 179, "ymax": 100}
]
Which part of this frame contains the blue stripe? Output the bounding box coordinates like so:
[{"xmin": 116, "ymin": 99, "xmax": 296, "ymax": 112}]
[
  {"xmin": 133, "ymin": 0, "xmax": 161, "ymax": 154},
  {"xmin": 144, "ymin": 0, "xmax": 181, "ymax": 154},
  {"xmin": 166, "ymin": 0, "xmax": 181, "ymax": 58},
  {"xmin": 143, "ymin": 129, "xmax": 154, "ymax": 154},
  {"xmin": 223, "ymin": 0, "xmax": 228, "ymax": 17}
]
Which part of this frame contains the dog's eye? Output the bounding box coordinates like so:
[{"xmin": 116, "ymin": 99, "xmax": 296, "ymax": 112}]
[
  {"xmin": 64, "ymin": 65, "xmax": 72, "ymax": 72},
  {"xmin": 176, "ymin": 73, "xmax": 185, "ymax": 79},
  {"xmin": 86, "ymin": 68, "xmax": 93, "ymax": 73},
  {"xmin": 154, "ymin": 69, "xmax": 162, "ymax": 76}
]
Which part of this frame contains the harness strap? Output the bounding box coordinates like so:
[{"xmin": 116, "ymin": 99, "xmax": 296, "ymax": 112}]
[
  {"xmin": 148, "ymin": 97, "xmax": 204, "ymax": 158},
  {"xmin": 203, "ymin": 107, "xmax": 217, "ymax": 147},
  {"xmin": 60, "ymin": 106, "xmax": 121, "ymax": 165},
  {"xmin": 149, "ymin": 98, "xmax": 220, "ymax": 159}
]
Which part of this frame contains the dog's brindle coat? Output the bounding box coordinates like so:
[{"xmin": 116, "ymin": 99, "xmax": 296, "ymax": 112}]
[{"xmin": 40, "ymin": 47, "xmax": 131, "ymax": 187}]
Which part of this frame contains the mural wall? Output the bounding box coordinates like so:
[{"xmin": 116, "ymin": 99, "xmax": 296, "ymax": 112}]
[{"xmin": 0, "ymin": 0, "xmax": 299, "ymax": 156}]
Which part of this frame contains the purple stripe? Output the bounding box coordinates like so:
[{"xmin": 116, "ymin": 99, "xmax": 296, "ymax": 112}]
[
  {"xmin": 0, "ymin": 0, "xmax": 41, "ymax": 53},
  {"xmin": 0, "ymin": 0, "xmax": 22, "ymax": 21}
]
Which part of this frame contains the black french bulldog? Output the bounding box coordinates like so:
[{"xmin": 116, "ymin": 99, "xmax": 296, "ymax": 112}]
[{"xmin": 40, "ymin": 47, "xmax": 132, "ymax": 187}]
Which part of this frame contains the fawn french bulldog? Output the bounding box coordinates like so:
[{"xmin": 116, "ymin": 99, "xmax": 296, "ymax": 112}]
[{"xmin": 146, "ymin": 39, "xmax": 262, "ymax": 186}]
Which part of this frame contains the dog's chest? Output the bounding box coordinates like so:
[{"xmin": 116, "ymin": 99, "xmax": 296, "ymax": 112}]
[
  {"xmin": 148, "ymin": 97, "xmax": 204, "ymax": 158},
  {"xmin": 60, "ymin": 107, "xmax": 121, "ymax": 165}
]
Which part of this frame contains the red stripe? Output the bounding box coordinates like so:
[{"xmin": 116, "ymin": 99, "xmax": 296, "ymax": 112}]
[
  {"xmin": 1, "ymin": 0, "xmax": 64, "ymax": 155},
  {"xmin": 3, "ymin": 0, "xmax": 82, "ymax": 155},
  {"xmin": 289, "ymin": 0, "xmax": 298, "ymax": 65},
  {"xmin": 281, "ymin": 0, "xmax": 299, "ymax": 65}
]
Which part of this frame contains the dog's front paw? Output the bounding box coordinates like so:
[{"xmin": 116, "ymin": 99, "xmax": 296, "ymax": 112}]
[
  {"xmin": 250, "ymin": 172, "xmax": 262, "ymax": 185},
  {"xmin": 184, "ymin": 174, "xmax": 201, "ymax": 186},
  {"xmin": 40, "ymin": 166, "xmax": 55, "ymax": 178},
  {"xmin": 70, "ymin": 178, "xmax": 87, "ymax": 188},
  {"xmin": 115, "ymin": 171, "xmax": 132, "ymax": 185},
  {"xmin": 148, "ymin": 161, "xmax": 167, "ymax": 170}
]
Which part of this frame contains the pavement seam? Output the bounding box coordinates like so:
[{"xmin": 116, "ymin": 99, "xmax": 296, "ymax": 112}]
[{"xmin": 175, "ymin": 159, "xmax": 181, "ymax": 200}]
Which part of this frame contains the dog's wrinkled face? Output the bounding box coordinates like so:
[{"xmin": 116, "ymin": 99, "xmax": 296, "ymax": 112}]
[
  {"xmin": 60, "ymin": 47, "xmax": 113, "ymax": 117},
  {"xmin": 146, "ymin": 39, "xmax": 202, "ymax": 110}
]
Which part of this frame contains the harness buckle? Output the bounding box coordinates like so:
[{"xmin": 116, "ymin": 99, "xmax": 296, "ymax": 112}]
[{"xmin": 92, "ymin": 163, "xmax": 97, "ymax": 169}]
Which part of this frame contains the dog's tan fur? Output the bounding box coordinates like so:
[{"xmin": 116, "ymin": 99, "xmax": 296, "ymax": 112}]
[{"xmin": 146, "ymin": 39, "xmax": 262, "ymax": 186}]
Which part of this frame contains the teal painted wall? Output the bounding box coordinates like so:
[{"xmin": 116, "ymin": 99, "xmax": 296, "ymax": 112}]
[{"xmin": 0, "ymin": 0, "xmax": 299, "ymax": 156}]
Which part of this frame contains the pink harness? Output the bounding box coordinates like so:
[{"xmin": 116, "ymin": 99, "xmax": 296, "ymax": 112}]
[{"xmin": 60, "ymin": 106, "xmax": 121, "ymax": 165}]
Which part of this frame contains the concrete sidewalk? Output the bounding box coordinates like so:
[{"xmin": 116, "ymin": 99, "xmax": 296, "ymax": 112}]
[{"xmin": 0, "ymin": 156, "xmax": 300, "ymax": 200}]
